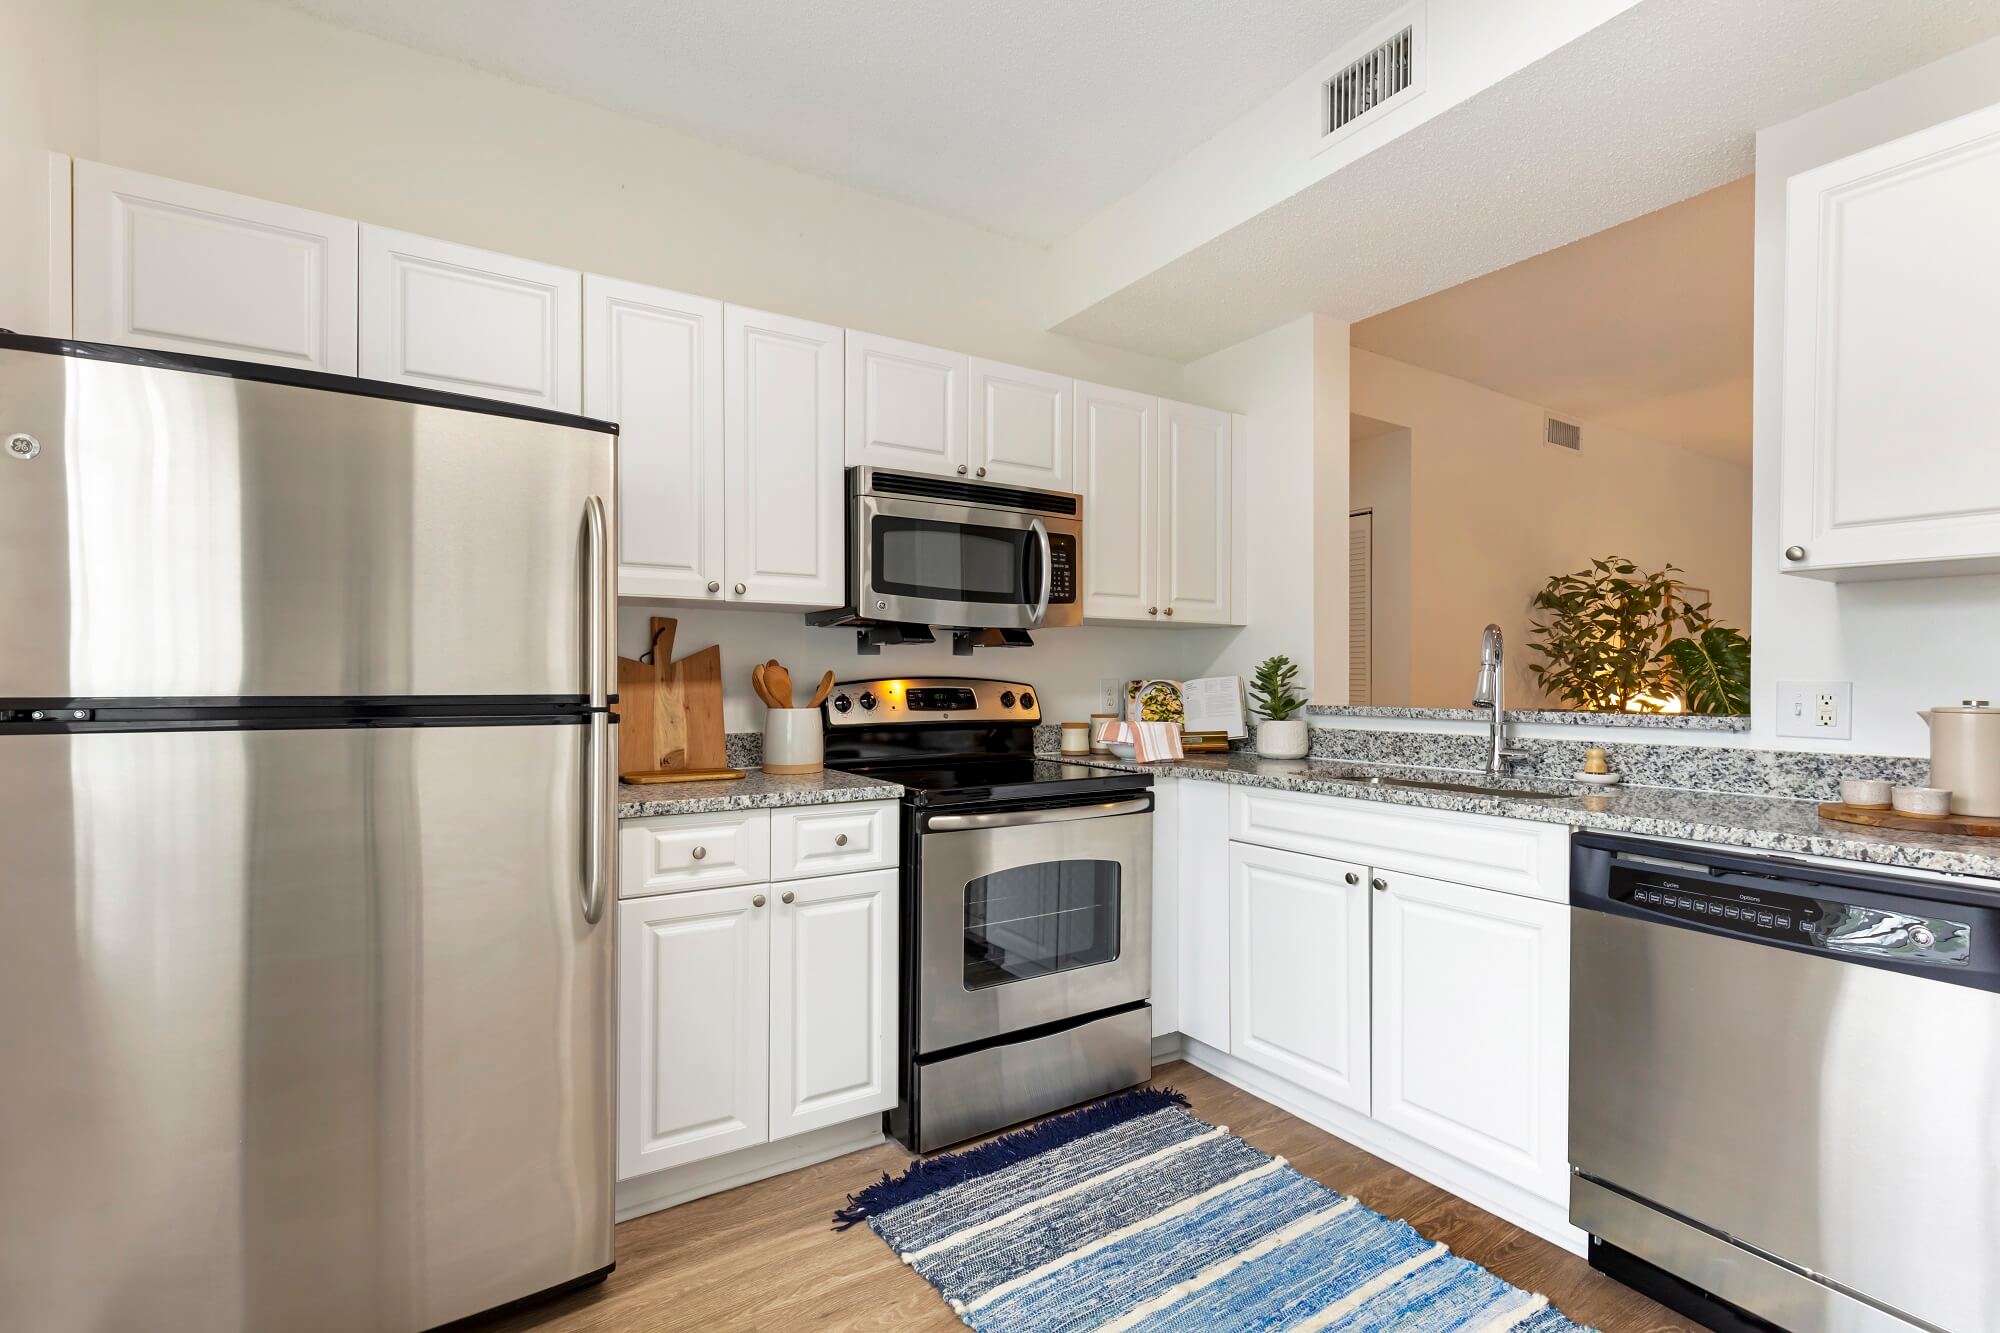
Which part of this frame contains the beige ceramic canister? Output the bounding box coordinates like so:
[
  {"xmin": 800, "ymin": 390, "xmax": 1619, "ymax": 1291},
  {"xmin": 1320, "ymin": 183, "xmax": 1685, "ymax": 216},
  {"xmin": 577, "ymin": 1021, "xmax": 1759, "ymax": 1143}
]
[{"xmin": 1918, "ymin": 701, "xmax": 2000, "ymax": 816}]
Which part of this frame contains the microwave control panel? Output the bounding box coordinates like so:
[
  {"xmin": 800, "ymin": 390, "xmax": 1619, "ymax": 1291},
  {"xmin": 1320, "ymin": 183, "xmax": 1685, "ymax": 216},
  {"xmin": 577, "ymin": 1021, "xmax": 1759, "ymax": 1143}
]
[{"xmin": 1047, "ymin": 534, "xmax": 1078, "ymax": 605}]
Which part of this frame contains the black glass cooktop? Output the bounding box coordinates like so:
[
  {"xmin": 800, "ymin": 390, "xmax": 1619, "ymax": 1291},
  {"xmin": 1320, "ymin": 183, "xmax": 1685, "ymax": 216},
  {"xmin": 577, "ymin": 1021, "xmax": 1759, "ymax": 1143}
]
[{"xmin": 829, "ymin": 756, "xmax": 1152, "ymax": 808}]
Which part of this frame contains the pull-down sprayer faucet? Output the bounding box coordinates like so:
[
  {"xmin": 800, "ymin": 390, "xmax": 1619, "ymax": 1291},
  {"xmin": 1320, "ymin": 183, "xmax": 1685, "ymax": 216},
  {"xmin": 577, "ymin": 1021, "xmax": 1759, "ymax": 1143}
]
[{"xmin": 1471, "ymin": 624, "xmax": 1532, "ymax": 776}]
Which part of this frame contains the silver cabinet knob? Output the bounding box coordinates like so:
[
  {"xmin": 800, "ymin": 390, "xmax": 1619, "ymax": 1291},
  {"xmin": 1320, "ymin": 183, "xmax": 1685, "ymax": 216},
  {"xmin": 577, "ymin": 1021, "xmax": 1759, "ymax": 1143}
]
[
  {"xmin": 956, "ymin": 464, "xmax": 968, "ymax": 475},
  {"xmin": 751, "ymin": 893, "xmax": 766, "ymax": 908},
  {"xmin": 1784, "ymin": 546, "xmax": 1806, "ymax": 562},
  {"xmin": 690, "ymin": 846, "xmax": 707, "ymax": 860},
  {"xmin": 1163, "ymin": 607, "xmax": 1174, "ymax": 617},
  {"xmin": 1371, "ymin": 877, "xmax": 1388, "ymax": 892},
  {"xmin": 975, "ymin": 466, "xmax": 987, "ymax": 477},
  {"xmin": 781, "ymin": 890, "xmax": 796, "ymax": 904},
  {"xmin": 834, "ymin": 833, "xmax": 848, "ymax": 847},
  {"xmin": 733, "ymin": 582, "xmax": 747, "ymax": 595},
  {"xmin": 706, "ymin": 580, "xmax": 721, "ymax": 593},
  {"xmin": 1344, "ymin": 871, "xmax": 1359, "ymax": 886}
]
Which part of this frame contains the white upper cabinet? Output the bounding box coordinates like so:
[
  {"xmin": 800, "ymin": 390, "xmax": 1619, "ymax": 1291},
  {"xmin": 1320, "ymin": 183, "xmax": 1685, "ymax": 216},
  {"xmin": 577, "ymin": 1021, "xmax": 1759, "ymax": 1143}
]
[
  {"xmin": 1780, "ymin": 101, "xmax": 2000, "ymax": 580},
  {"xmin": 1228, "ymin": 841, "xmax": 1372, "ymax": 1115},
  {"xmin": 1075, "ymin": 381, "xmax": 1157, "ymax": 622},
  {"xmin": 617, "ymin": 884, "xmax": 770, "ymax": 1180},
  {"xmin": 845, "ymin": 331, "xmax": 967, "ymax": 476},
  {"xmin": 1371, "ymin": 870, "xmax": 1570, "ymax": 1206},
  {"xmin": 0, "ymin": 147, "xmax": 71, "ymax": 338},
  {"xmin": 585, "ymin": 275, "xmax": 726, "ymax": 600},
  {"xmin": 769, "ymin": 868, "xmax": 897, "ymax": 1139},
  {"xmin": 1158, "ymin": 399, "xmax": 1234, "ymax": 624},
  {"xmin": 723, "ymin": 305, "xmax": 845, "ymax": 607},
  {"xmin": 73, "ymin": 161, "xmax": 357, "ymax": 372},
  {"xmin": 968, "ymin": 357, "xmax": 1073, "ymax": 489},
  {"xmin": 360, "ymin": 225, "xmax": 580, "ymax": 411}
]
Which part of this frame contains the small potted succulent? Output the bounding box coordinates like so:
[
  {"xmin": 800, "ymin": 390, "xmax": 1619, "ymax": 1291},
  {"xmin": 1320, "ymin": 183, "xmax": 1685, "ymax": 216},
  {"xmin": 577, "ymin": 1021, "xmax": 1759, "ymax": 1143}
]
[{"xmin": 1250, "ymin": 654, "xmax": 1309, "ymax": 759}]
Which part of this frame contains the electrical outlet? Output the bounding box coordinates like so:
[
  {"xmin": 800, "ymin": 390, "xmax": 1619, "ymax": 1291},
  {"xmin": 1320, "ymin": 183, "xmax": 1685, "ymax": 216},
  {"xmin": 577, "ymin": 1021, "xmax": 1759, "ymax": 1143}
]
[
  {"xmin": 1098, "ymin": 677, "xmax": 1122, "ymax": 712},
  {"xmin": 1776, "ymin": 681, "xmax": 1852, "ymax": 740}
]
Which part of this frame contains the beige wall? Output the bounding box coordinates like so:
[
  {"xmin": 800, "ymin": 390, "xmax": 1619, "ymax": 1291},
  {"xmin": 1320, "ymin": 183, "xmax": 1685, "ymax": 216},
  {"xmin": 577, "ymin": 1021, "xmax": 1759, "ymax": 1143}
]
[
  {"xmin": 1349, "ymin": 422, "xmax": 1413, "ymax": 706},
  {"xmin": 1351, "ymin": 348, "xmax": 1753, "ymax": 710}
]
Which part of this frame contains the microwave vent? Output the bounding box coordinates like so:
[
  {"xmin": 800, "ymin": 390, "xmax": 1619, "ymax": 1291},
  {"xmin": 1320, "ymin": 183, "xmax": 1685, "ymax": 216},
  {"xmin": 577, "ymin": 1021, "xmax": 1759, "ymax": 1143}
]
[{"xmin": 867, "ymin": 470, "xmax": 1079, "ymax": 517}]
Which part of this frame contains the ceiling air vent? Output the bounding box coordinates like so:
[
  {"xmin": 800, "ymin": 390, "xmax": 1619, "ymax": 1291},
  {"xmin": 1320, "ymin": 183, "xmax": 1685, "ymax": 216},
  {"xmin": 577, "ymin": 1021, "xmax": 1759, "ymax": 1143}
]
[
  {"xmin": 1545, "ymin": 414, "xmax": 1584, "ymax": 452},
  {"xmin": 1324, "ymin": 23, "xmax": 1416, "ymax": 136}
]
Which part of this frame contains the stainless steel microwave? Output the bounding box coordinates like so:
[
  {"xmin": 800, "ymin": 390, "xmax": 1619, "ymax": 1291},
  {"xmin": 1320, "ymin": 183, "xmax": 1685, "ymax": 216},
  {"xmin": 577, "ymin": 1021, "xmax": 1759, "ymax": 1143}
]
[{"xmin": 835, "ymin": 467, "xmax": 1082, "ymax": 630}]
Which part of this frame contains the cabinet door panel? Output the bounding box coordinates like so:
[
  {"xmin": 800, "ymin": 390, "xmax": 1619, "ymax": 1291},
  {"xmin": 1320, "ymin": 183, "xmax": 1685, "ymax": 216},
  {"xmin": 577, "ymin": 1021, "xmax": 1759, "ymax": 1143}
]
[
  {"xmin": 845, "ymin": 331, "xmax": 967, "ymax": 476},
  {"xmin": 585, "ymin": 275, "xmax": 725, "ymax": 599},
  {"xmin": 1178, "ymin": 781, "xmax": 1232, "ymax": 1050},
  {"xmin": 1228, "ymin": 842, "xmax": 1370, "ymax": 1113},
  {"xmin": 1158, "ymin": 399, "xmax": 1232, "ymax": 623},
  {"xmin": 770, "ymin": 869, "xmax": 898, "ymax": 1138},
  {"xmin": 969, "ymin": 358, "xmax": 1072, "ymax": 489},
  {"xmin": 1371, "ymin": 871, "xmax": 1569, "ymax": 1204},
  {"xmin": 1075, "ymin": 381, "xmax": 1157, "ymax": 622},
  {"xmin": 360, "ymin": 226, "xmax": 580, "ymax": 411},
  {"xmin": 74, "ymin": 161, "xmax": 357, "ymax": 372},
  {"xmin": 1780, "ymin": 102, "xmax": 2000, "ymax": 577},
  {"xmin": 723, "ymin": 305, "xmax": 845, "ymax": 607},
  {"xmin": 617, "ymin": 887, "xmax": 769, "ymax": 1179},
  {"xmin": 1, "ymin": 147, "xmax": 71, "ymax": 338}
]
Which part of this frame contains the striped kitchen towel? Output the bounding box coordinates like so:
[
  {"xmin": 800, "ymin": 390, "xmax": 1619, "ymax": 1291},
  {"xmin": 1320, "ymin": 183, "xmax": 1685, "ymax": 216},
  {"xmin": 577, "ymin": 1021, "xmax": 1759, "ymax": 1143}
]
[{"xmin": 1100, "ymin": 719, "xmax": 1184, "ymax": 762}]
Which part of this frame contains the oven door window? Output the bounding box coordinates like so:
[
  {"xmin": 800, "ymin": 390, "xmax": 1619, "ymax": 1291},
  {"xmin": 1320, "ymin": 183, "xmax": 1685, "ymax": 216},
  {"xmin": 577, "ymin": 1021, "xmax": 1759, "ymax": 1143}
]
[
  {"xmin": 963, "ymin": 859, "xmax": 1120, "ymax": 990},
  {"xmin": 871, "ymin": 516, "xmax": 1038, "ymax": 606}
]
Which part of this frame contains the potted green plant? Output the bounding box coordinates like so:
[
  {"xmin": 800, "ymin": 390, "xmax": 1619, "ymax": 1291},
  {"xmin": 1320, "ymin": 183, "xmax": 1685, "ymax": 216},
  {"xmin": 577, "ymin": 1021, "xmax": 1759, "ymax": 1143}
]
[
  {"xmin": 1250, "ymin": 654, "xmax": 1310, "ymax": 758},
  {"xmin": 1526, "ymin": 557, "xmax": 1750, "ymax": 714}
]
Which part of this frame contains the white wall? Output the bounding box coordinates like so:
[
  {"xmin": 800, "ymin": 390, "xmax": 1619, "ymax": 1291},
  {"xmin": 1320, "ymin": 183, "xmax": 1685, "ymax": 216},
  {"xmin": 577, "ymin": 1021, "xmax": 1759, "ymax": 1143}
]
[
  {"xmin": 0, "ymin": 0, "xmax": 98, "ymax": 155},
  {"xmin": 1350, "ymin": 423, "xmax": 1414, "ymax": 706},
  {"xmin": 1753, "ymin": 36, "xmax": 2000, "ymax": 756},
  {"xmin": 1350, "ymin": 349, "xmax": 1753, "ymax": 709}
]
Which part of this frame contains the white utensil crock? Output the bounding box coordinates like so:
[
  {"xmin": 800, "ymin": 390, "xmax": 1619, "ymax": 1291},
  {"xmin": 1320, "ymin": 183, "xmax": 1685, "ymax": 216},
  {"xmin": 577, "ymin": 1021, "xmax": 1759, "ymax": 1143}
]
[{"xmin": 762, "ymin": 709, "xmax": 824, "ymax": 774}]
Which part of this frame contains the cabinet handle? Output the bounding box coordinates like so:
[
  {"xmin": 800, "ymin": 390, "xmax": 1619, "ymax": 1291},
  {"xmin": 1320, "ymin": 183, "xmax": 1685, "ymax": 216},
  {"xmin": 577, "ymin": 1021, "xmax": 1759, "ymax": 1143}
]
[
  {"xmin": 707, "ymin": 580, "xmax": 721, "ymax": 593},
  {"xmin": 733, "ymin": 582, "xmax": 747, "ymax": 595},
  {"xmin": 1784, "ymin": 546, "xmax": 1806, "ymax": 562},
  {"xmin": 976, "ymin": 466, "xmax": 987, "ymax": 478},
  {"xmin": 1371, "ymin": 877, "xmax": 1388, "ymax": 892},
  {"xmin": 1344, "ymin": 871, "xmax": 1359, "ymax": 886},
  {"xmin": 956, "ymin": 464, "xmax": 969, "ymax": 475},
  {"xmin": 1148, "ymin": 606, "xmax": 1158, "ymax": 616},
  {"xmin": 834, "ymin": 833, "xmax": 849, "ymax": 846},
  {"xmin": 781, "ymin": 890, "xmax": 796, "ymax": 904},
  {"xmin": 752, "ymin": 893, "xmax": 766, "ymax": 908},
  {"xmin": 1163, "ymin": 607, "xmax": 1174, "ymax": 617},
  {"xmin": 691, "ymin": 846, "xmax": 707, "ymax": 861}
]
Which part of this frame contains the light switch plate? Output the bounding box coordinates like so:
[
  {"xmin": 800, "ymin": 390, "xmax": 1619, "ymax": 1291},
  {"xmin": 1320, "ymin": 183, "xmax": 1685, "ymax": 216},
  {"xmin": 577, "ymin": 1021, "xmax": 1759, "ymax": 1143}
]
[{"xmin": 1776, "ymin": 681, "xmax": 1852, "ymax": 740}]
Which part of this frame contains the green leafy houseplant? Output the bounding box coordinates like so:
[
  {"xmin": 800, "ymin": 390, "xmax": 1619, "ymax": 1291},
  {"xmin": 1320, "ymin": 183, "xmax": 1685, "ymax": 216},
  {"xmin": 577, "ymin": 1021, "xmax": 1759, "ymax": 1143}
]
[
  {"xmin": 1249, "ymin": 654, "xmax": 1308, "ymax": 721},
  {"xmin": 1526, "ymin": 558, "xmax": 1750, "ymax": 715}
]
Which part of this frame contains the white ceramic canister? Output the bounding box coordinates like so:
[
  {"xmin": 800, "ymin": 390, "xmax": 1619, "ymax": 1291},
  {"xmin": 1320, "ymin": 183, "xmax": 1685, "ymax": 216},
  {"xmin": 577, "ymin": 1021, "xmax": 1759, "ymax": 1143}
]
[
  {"xmin": 763, "ymin": 708, "xmax": 824, "ymax": 774},
  {"xmin": 1256, "ymin": 717, "xmax": 1309, "ymax": 760},
  {"xmin": 1918, "ymin": 702, "xmax": 2000, "ymax": 816}
]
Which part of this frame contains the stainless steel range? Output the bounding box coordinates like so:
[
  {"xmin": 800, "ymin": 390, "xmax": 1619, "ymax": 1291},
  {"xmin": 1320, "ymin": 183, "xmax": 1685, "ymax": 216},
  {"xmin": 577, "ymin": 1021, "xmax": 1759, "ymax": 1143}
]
[{"xmin": 824, "ymin": 677, "xmax": 1153, "ymax": 1152}]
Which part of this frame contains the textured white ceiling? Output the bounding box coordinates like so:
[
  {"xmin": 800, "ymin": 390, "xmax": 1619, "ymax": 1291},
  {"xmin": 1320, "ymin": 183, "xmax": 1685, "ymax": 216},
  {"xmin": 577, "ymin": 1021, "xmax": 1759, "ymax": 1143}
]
[
  {"xmin": 1057, "ymin": 0, "xmax": 2000, "ymax": 360},
  {"xmin": 1353, "ymin": 177, "xmax": 1753, "ymax": 465},
  {"xmin": 263, "ymin": 0, "xmax": 1409, "ymax": 244}
]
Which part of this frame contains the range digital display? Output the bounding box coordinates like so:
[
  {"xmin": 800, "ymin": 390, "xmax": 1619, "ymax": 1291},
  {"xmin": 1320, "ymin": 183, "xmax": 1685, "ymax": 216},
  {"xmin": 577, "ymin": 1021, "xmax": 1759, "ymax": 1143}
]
[{"xmin": 906, "ymin": 687, "xmax": 978, "ymax": 712}]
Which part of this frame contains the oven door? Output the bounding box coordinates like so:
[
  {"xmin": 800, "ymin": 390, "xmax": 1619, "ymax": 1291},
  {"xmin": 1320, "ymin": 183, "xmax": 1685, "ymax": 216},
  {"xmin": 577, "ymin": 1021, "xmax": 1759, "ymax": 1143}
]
[
  {"xmin": 856, "ymin": 493, "xmax": 1082, "ymax": 630},
  {"xmin": 917, "ymin": 797, "xmax": 1150, "ymax": 1053}
]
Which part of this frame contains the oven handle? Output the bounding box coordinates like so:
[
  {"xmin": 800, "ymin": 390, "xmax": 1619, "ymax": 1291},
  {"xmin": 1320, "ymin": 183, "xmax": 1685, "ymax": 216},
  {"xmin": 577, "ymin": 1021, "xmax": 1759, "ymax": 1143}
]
[
  {"xmin": 1028, "ymin": 516, "xmax": 1053, "ymax": 628},
  {"xmin": 926, "ymin": 797, "xmax": 1151, "ymax": 832}
]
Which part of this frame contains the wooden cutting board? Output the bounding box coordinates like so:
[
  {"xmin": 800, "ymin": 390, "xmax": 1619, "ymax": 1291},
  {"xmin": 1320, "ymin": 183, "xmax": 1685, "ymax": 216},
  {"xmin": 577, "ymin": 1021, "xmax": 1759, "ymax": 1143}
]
[
  {"xmin": 615, "ymin": 617, "xmax": 735, "ymax": 780},
  {"xmin": 1818, "ymin": 802, "xmax": 2000, "ymax": 837}
]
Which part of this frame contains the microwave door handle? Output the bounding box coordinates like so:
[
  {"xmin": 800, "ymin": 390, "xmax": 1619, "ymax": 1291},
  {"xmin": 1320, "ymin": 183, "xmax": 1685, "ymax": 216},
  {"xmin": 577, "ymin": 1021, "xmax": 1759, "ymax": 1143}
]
[{"xmin": 1029, "ymin": 517, "xmax": 1053, "ymax": 627}]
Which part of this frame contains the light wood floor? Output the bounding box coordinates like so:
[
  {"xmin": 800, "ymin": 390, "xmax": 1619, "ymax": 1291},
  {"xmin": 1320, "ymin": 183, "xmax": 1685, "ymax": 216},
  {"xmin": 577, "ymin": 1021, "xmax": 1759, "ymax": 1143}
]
[{"xmin": 478, "ymin": 1062, "xmax": 1701, "ymax": 1332}]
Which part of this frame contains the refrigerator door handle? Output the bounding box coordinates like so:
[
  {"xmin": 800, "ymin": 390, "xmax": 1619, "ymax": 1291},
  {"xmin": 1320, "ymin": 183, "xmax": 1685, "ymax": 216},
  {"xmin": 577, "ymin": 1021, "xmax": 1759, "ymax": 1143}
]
[
  {"xmin": 585, "ymin": 494, "xmax": 610, "ymax": 709},
  {"xmin": 583, "ymin": 494, "xmax": 612, "ymax": 925}
]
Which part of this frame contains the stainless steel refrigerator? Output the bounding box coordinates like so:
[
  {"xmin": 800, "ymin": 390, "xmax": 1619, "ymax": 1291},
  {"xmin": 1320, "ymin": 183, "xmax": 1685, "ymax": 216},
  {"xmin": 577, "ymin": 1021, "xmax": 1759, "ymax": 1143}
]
[{"xmin": 0, "ymin": 335, "xmax": 619, "ymax": 1332}]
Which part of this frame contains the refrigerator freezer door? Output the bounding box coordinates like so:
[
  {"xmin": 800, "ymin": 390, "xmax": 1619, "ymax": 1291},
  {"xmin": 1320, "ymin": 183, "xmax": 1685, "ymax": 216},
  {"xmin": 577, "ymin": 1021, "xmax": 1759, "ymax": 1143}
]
[
  {"xmin": 0, "ymin": 722, "xmax": 614, "ymax": 1332},
  {"xmin": 0, "ymin": 345, "xmax": 615, "ymax": 700}
]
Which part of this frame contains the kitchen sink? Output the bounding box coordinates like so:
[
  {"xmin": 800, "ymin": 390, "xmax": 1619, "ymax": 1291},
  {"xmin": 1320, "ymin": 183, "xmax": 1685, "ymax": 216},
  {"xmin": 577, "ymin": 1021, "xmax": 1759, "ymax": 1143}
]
[{"xmin": 1289, "ymin": 764, "xmax": 1573, "ymax": 801}]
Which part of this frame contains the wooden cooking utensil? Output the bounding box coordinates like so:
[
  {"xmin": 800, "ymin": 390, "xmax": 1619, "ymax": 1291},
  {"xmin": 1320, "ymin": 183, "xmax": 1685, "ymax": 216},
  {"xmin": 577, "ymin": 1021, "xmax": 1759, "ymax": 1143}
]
[
  {"xmin": 765, "ymin": 660, "xmax": 794, "ymax": 709},
  {"xmin": 751, "ymin": 662, "xmax": 778, "ymax": 709},
  {"xmin": 807, "ymin": 670, "xmax": 836, "ymax": 709}
]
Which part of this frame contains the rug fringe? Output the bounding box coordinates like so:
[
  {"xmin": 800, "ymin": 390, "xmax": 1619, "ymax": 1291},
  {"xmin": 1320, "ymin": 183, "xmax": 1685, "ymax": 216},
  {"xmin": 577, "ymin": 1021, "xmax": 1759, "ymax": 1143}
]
[{"xmin": 830, "ymin": 1085, "xmax": 1190, "ymax": 1230}]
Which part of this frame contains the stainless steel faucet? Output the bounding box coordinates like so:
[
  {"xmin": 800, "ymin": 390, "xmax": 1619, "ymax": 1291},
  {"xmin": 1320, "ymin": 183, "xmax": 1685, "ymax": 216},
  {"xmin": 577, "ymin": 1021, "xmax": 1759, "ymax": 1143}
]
[{"xmin": 1471, "ymin": 624, "xmax": 1532, "ymax": 776}]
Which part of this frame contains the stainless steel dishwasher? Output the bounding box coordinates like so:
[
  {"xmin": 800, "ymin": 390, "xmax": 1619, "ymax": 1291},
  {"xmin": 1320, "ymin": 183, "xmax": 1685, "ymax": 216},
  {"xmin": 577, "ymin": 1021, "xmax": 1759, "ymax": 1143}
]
[{"xmin": 1570, "ymin": 833, "xmax": 2000, "ymax": 1333}]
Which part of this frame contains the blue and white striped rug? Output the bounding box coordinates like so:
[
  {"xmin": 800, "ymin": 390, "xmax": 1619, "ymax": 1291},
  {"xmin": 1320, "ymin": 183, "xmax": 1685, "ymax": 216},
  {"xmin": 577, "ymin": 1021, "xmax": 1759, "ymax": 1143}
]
[{"xmin": 835, "ymin": 1088, "xmax": 1591, "ymax": 1333}]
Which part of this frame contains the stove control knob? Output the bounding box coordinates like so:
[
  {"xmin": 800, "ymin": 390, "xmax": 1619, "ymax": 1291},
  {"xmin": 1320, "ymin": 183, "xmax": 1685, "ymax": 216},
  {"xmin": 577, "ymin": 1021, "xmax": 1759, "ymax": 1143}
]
[
  {"xmin": 831, "ymin": 693, "xmax": 852, "ymax": 714},
  {"xmin": 1019, "ymin": 691, "xmax": 1035, "ymax": 711},
  {"xmin": 858, "ymin": 692, "xmax": 878, "ymax": 711},
  {"xmin": 999, "ymin": 690, "xmax": 1016, "ymax": 708}
]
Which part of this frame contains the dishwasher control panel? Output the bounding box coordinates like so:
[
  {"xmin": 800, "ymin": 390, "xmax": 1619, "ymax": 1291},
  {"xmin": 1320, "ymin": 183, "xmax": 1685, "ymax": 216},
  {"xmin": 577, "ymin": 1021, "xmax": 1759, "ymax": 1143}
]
[
  {"xmin": 1617, "ymin": 873, "xmax": 1817, "ymax": 941},
  {"xmin": 1612, "ymin": 866, "xmax": 1971, "ymax": 967}
]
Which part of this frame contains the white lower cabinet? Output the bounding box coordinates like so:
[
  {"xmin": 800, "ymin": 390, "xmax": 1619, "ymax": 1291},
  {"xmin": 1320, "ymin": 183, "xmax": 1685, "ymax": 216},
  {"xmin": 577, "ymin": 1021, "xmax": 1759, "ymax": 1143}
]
[
  {"xmin": 617, "ymin": 804, "xmax": 899, "ymax": 1186},
  {"xmin": 617, "ymin": 884, "xmax": 770, "ymax": 1178},
  {"xmin": 1370, "ymin": 870, "xmax": 1570, "ymax": 1204},
  {"xmin": 1228, "ymin": 842, "xmax": 1371, "ymax": 1114}
]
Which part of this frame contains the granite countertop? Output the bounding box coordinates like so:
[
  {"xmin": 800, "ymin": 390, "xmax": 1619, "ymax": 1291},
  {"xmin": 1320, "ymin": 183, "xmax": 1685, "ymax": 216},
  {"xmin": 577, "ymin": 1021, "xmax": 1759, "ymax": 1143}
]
[
  {"xmin": 1050, "ymin": 751, "xmax": 2000, "ymax": 882},
  {"xmin": 1304, "ymin": 704, "xmax": 1750, "ymax": 732},
  {"xmin": 619, "ymin": 768, "xmax": 902, "ymax": 819}
]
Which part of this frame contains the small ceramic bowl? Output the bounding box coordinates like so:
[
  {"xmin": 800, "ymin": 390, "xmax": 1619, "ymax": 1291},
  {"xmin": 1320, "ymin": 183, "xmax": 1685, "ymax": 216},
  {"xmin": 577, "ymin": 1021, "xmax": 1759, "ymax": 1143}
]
[
  {"xmin": 1891, "ymin": 784, "xmax": 1952, "ymax": 819},
  {"xmin": 1839, "ymin": 777, "xmax": 1892, "ymax": 809}
]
